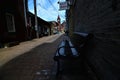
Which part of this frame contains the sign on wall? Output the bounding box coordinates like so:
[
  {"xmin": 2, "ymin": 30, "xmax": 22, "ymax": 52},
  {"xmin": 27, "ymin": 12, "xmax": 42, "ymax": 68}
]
[{"xmin": 59, "ymin": 2, "xmax": 69, "ymax": 10}]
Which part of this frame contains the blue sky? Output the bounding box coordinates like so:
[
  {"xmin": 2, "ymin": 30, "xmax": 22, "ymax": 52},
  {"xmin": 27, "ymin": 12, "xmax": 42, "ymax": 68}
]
[{"xmin": 28, "ymin": 0, "xmax": 65, "ymax": 23}]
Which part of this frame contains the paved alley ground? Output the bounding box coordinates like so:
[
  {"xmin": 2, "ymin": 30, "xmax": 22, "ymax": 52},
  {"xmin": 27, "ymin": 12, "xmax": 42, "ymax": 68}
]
[
  {"xmin": 0, "ymin": 34, "xmax": 64, "ymax": 80},
  {"xmin": 0, "ymin": 33, "xmax": 93, "ymax": 80}
]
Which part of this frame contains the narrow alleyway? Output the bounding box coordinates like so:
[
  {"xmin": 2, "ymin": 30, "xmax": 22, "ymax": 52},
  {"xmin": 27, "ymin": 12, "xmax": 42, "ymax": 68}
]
[
  {"xmin": 0, "ymin": 34, "xmax": 92, "ymax": 80},
  {"xmin": 0, "ymin": 34, "xmax": 64, "ymax": 80}
]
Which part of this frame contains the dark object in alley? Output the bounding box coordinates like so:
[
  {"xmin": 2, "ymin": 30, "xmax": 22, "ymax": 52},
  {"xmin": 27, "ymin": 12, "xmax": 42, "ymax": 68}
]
[
  {"xmin": 54, "ymin": 39, "xmax": 79, "ymax": 75},
  {"xmin": 53, "ymin": 33, "xmax": 92, "ymax": 76},
  {"xmin": 64, "ymin": 30, "xmax": 69, "ymax": 36}
]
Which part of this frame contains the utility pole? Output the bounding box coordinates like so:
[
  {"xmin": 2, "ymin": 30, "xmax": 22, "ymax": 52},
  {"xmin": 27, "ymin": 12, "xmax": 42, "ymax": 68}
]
[{"xmin": 34, "ymin": 0, "xmax": 39, "ymax": 38}]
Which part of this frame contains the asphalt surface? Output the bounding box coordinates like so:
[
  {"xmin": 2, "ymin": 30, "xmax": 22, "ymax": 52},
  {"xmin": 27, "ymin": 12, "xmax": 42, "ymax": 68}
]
[
  {"xmin": 0, "ymin": 34, "xmax": 64, "ymax": 80},
  {"xmin": 0, "ymin": 34, "xmax": 92, "ymax": 80}
]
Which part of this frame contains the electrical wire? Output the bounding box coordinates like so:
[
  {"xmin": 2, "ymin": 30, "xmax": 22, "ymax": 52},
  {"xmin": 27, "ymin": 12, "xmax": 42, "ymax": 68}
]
[
  {"xmin": 37, "ymin": 0, "xmax": 65, "ymax": 21},
  {"xmin": 47, "ymin": 0, "xmax": 58, "ymax": 12},
  {"xmin": 37, "ymin": 3, "xmax": 47, "ymax": 10},
  {"xmin": 37, "ymin": 0, "xmax": 59, "ymax": 15},
  {"xmin": 47, "ymin": 0, "xmax": 65, "ymax": 19},
  {"xmin": 37, "ymin": 3, "xmax": 56, "ymax": 20}
]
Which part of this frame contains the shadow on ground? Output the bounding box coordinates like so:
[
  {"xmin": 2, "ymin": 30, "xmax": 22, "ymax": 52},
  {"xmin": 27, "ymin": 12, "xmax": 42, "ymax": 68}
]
[{"xmin": 0, "ymin": 35, "xmax": 92, "ymax": 80}]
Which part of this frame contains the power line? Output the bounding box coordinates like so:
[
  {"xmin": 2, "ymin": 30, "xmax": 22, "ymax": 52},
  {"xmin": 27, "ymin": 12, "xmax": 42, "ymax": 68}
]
[
  {"xmin": 37, "ymin": 3, "xmax": 58, "ymax": 21},
  {"xmin": 37, "ymin": 3, "xmax": 47, "ymax": 10},
  {"xmin": 47, "ymin": 0, "xmax": 58, "ymax": 12},
  {"xmin": 58, "ymin": 11, "xmax": 65, "ymax": 19},
  {"xmin": 37, "ymin": 0, "xmax": 58, "ymax": 15},
  {"xmin": 39, "ymin": 0, "xmax": 48, "ymax": 10},
  {"xmin": 37, "ymin": 0, "xmax": 65, "ymax": 21},
  {"xmin": 47, "ymin": 0, "xmax": 65, "ymax": 19}
]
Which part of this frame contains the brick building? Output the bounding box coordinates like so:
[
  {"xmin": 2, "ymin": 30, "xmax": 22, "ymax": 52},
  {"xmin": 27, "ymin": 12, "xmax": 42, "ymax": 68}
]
[
  {"xmin": 57, "ymin": 15, "xmax": 62, "ymax": 32},
  {"xmin": 48, "ymin": 21, "xmax": 58, "ymax": 35},
  {"xmin": 0, "ymin": 0, "xmax": 52, "ymax": 47},
  {"xmin": 0, "ymin": 0, "xmax": 28, "ymax": 47},
  {"xmin": 66, "ymin": 0, "xmax": 120, "ymax": 80},
  {"xmin": 27, "ymin": 12, "xmax": 52, "ymax": 38}
]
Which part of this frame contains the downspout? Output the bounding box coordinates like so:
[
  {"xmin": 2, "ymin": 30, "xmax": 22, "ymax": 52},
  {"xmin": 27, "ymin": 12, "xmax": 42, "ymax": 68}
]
[
  {"xmin": 23, "ymin": 0, "xmax": 27, "ymax": 27},
  {"xmin": 34, "ymin": 0, "xmax": 39, "ymax": 38},
  {"xmin": 23, "ymin": 0, "xmax": 28, "ymax": 40}
]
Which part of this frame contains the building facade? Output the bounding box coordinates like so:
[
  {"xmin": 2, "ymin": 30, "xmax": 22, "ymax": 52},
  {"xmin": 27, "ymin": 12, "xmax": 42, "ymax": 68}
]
[
  {"xmin": 0, "ymin": 0, "xmax": 52, "ymax": 48},
  {"xmin": 27, "ymin": 12, "xmax": 51, "ymax": 38},
  {"xmin": 0, "ymin": 0, "xmax": 27, "ymax": 47},
  {"xmin": 57, "ymin": 15, "xmax": 62, "ymax": 32},
  {"xmin": 66, "ymin": 0, "xmax": 120, "ymax": 80}
]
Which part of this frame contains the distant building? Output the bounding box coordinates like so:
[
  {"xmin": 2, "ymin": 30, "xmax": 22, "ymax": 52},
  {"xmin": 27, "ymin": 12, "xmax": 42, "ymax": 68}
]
[
  {"xmin": 49, "ymin": 21, "xmax": 58, "ymax": 34},
  {"xmin": 61, "ymin": 21, "xmax": 66, "ymax": 33},
  {"xmin": 57, "ymin": 15, "xmax": 62, "ymax": 32},
  {"xmin": 27, "ymin": 12, "xmax": 51, "ymax": 38}
]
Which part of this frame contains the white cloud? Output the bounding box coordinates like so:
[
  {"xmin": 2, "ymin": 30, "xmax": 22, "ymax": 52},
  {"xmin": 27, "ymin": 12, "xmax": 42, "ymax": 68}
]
[
  {"xmin": 45, "ymin": 0, "xmax": 65, "ymax": 22},
  {"xmin": 29, "ymin": 0, "xmax": 65, "ymax": 22}
]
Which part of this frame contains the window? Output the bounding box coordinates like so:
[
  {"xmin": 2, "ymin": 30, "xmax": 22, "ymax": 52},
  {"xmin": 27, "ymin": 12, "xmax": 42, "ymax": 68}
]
[{"xmin": 6, "ymin": 13, "xmax": 16, "ymax": 32}]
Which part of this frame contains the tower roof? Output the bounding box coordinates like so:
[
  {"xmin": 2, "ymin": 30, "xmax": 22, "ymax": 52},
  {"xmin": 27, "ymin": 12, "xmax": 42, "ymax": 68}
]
[{"xmin": 57, "ymin": 15, "xmax": 61, "ymax": 20}]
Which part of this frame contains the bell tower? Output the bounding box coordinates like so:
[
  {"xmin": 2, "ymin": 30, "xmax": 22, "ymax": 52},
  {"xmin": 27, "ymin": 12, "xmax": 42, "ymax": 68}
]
[
  {"xmin": 57, "ymin": 15, "xmax": 61, "ymax": 23},
  {"xmin": 57, "ymin": 15, "xmax": 61, "ymax": 32}
]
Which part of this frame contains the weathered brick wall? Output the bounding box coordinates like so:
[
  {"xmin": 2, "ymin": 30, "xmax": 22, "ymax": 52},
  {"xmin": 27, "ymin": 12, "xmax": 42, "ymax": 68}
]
[
  {"xmin": 0, "ymin": 0, "xmax": 27, "ymax": 43},
  {"xmin": 69, "ymin": 0, "xmax": 120, "ymax": 80}
]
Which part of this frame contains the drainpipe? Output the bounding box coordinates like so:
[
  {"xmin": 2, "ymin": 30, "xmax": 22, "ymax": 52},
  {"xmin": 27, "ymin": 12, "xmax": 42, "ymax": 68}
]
[
  {"xmin": 23, "ymin": 0, "xmax": 27, "ymax": 27},
  {"xmin": 34, "ymin": 0, "xmax": 39, "ymax": 38},
  {"xmin": 23, "ymin": 0, "xmax": 28, "ymax": 40}
]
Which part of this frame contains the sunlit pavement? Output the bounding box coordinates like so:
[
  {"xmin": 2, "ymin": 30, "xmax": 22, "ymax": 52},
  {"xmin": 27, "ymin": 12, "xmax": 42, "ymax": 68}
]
[
  {"xmin": 0, "ymin": 33, "xmax": 64, "ymax": 80},
  {"xmin": 0, "ymin": 33, "xmax": 63, "ymax": 67}
]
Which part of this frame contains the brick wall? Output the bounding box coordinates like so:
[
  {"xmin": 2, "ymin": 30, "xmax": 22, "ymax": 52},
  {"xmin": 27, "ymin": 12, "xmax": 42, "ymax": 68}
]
[
  {"xmin": 68, "ymin": 0, "xmax": 120, "ymax": 80},
  {"xmin": 0, "ymin": 0, "xmax": 27, "ymax": 43}
]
